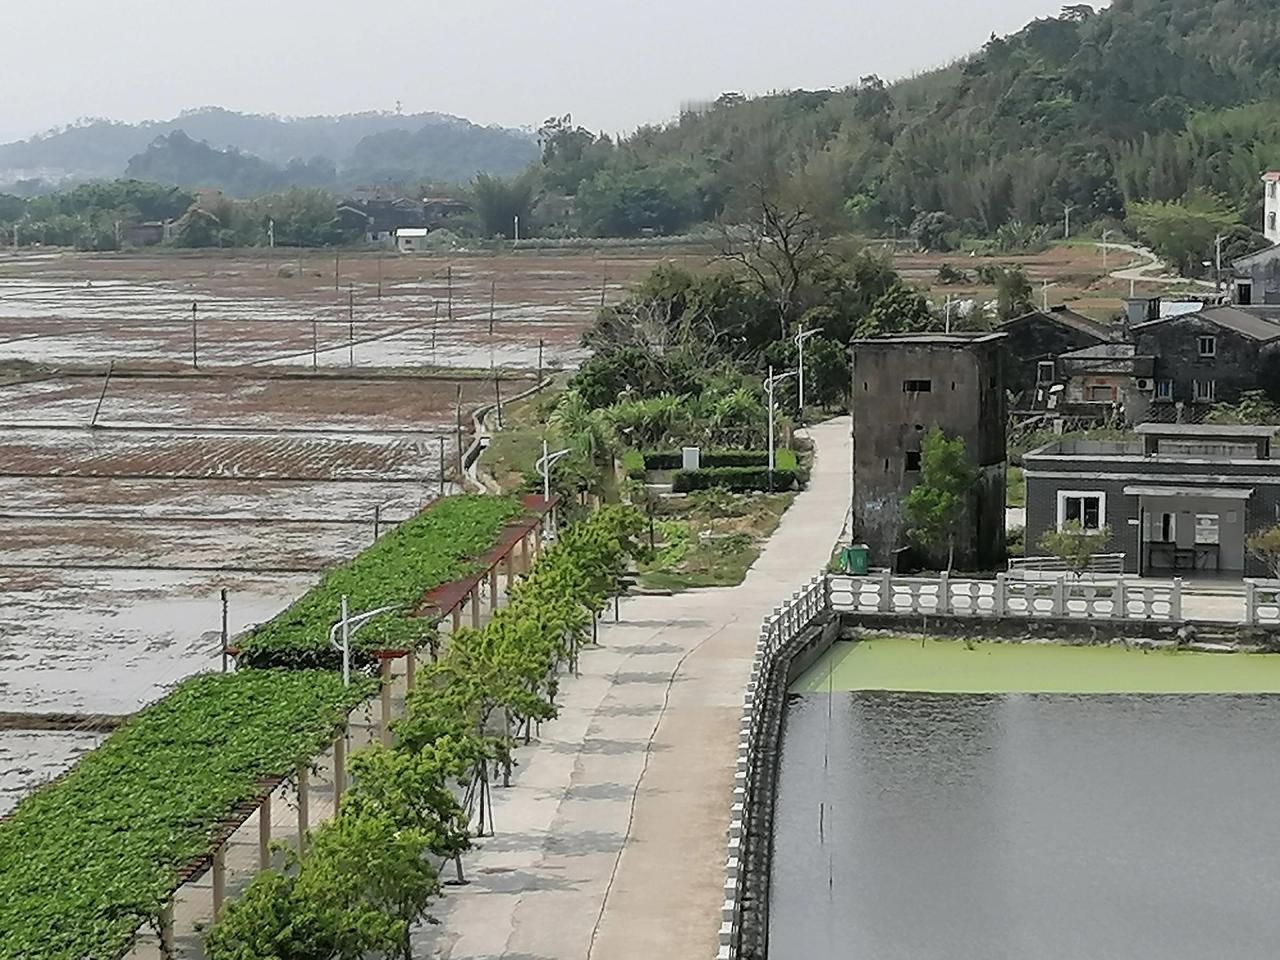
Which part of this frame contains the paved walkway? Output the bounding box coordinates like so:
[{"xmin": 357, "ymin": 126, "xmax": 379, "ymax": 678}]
[{"xmin": 415, "ymin": 417, "xmax": 853, "ymax": 960}]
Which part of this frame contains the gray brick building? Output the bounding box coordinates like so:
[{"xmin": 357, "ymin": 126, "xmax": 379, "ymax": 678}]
[
  {"xmin": 852, "ymin": 332, "xmax": 1006, "ymax": 571},
  {"xmin": 1024, "ymin": 423, "xmax": 1280, "ymax": 577}
]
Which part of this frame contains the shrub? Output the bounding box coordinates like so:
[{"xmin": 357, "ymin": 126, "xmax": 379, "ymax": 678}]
[
  {"xmin": 641, "ymin": 449, "xmax": 795, "ymax": 470},
  {"xmin": 621, "ymin": 449, "xmax": 646, "ymax": 480},
  {"xmin": 672, "ymin": 466, "xmax": 803, "ymax": 493}
]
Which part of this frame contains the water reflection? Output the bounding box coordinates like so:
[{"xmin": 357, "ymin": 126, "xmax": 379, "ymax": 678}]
[{"xmin": 770, "ymin": 691, "xmax": 1280, "ymax": 959}]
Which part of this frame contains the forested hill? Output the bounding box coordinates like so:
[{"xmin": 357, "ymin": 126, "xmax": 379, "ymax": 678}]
[
  {"xmin": 538, "ymin": 0, "xmax": 1280, "ymax": 242},
  {"xmin": 0, "ymin": 107, "xmax": 539, "ymax": 193}
]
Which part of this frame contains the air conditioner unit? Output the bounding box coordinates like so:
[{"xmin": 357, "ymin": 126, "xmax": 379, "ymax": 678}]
[{"xmin": 1136, "ymin": 378, "xmax": 1152, "ymax": 391}]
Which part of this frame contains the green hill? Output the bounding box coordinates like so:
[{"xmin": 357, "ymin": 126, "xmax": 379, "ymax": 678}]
[{"xmin": 536, "ymin": 0, "xmax": 1280, "ymax": 242}]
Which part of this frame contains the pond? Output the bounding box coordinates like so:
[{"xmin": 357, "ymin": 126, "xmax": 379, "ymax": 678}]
[{"xmin": 770, "ymin": 638, "xmax": 1280, "ymax": 959}]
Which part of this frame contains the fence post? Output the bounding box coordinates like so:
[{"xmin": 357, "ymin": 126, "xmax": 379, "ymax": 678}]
[
  {"xmin": 994, "ymin": 573, "xmax": 1006, "ymax": 617},
  {"xmin": 938, "ymin": 571, "xmax": 950, "ymax": 615},
  {"xmin": 1245, "ymin": 579, "xmax": 1257, "ymax": 626},
  {"xmin": 1171, "ymin": 577, "xmax": 1183, "ymax": 622},
  {"xmin": 823, "ymin": 573, "xmax": 833, "ymax": 614},
  {"xmin": 1114, "ymin": 578, "xmax": 1127, "ymax": 620},
  {"xmin": 1052, "ymin": 578, "xmax": 1065, "ymax": 617},
  {"xmin": 879, "ymin": 568, "xmax": 893, "ymax": 613}
]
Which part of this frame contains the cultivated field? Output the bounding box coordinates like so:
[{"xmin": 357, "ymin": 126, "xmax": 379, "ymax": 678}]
[{"xmin": 0, "ymin": 246, "xmax": 705, "ymax": 811}]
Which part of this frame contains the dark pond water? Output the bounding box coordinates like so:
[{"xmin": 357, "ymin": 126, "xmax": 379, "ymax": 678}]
[{"xmin": 770, "ymin": 691, "xmax": 1280, "ymax": 959}]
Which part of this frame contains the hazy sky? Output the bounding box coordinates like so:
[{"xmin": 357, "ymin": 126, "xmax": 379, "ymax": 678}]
[{"xmin": 0, "ymin": 0, "xmax": 1102, "ymax": 142}]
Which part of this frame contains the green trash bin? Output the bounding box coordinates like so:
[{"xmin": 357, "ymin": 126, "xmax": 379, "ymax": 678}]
[{"xmin": 841, "ymin": 544, "xmax": 869, "ymax": 575}]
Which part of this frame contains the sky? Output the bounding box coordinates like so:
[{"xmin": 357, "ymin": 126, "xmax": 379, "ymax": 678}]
[{"xmin": 0, "ymin": 0, "xmax": 1104, "ymax": 142}]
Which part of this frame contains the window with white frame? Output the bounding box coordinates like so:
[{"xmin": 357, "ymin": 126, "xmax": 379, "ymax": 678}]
[
  {"xmin": 1087, "ymin": 384, "xmax": 1115, "ymax": 402},
  {"xmin": 1037, "ymin": 360, "xmax": 1055, "ymax": 382},
  {"xmin": 1197, "ymin": 335, "xmax": 1216, "ymax": 357},
  {"xmin": 1057, "ymin": 491, "xmax": 1106, "ymax": 532},
  {"xmin": 1193, "ymin": 379, "xmax": 1217, "ymax": 401},
  {"xmin": 1156, "ymin": 379, "xmax": 1174, "ymax": 400}
]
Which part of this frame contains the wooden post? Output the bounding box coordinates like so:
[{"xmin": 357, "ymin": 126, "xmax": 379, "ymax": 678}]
[
  {"xmin": 406, "ymin": 650, "xmax": 417, "ymax": 691},
  {"xmin": 297, "ymin": 764, "xmax": 309, "ymax": 853},
  {"xmin": 379, "ymin": 658, "xmax": 393, "ymax": 747},
  {"xmin": 521, "ymin": 532, "xmax": 530, "ymax": 572},
  {"xmin": 471, "ymin": 585, "xmax": 481, "ymax": 628},
  {"xmin": 212, "ymin": 845, "xmax": 226, "ymax": 920},
  {"xmin": 489, "ymin": 565, "xmax": 499, "ymax": 611},
  {"xmin": 451, "ymin": 604, "xmax": 461, "ymax": 633},
  {"xmin": 505, "ymin": 551, "xmax": 515, "ymax": 591},
  {"xmin": 259, "ymin": 792, "xmax": 272, "ymax": 869},
  {"xmin": 333, "ymin": 731, "xmax": 346, "ymax": 807}
]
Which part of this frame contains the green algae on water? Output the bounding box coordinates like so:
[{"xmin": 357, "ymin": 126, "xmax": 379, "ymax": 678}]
[{"xmin": 792, "ymin": 636, "xmax": 1280, "ymax": 695}]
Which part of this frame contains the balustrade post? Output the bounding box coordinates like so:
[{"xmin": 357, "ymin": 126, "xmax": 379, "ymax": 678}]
[
  {"xmin": 1052, "ymin": 578, "xmax": 1066, "ymax": 617},
  {"xmin": 1245, "ymin": 580, "xmax": 1258, "ymax": 626},
  {"xmin": 878, "ymin": 569, "xmax": 893, "ymax": 613},
  {"xmin": 1171, "ymin": 577, "xmax": 1183, "ymax": 622},
  {"xmin": 297, "ymin": 764, "xmax": 309, "ymax": 853},
  {"xmin": 379, "ymin": 658, "xmax": 393, "ymax": 746},
  {"xmin": 938, "ymin": 571, "xmax": 950, "ymax": 615},
  {"xmin": 333, "ymin": 730, "xmax": 346, "ymax": 807},
  {"xmin": 1114, "ymin": 578, "xmax": 1127, "ymax": 620},
  {"xmin": 159, "ymin": 902, "xmax": 174, "ymax": 954},
  {"xmin": 994, "ymin": 573, "xmax": 1007, "ymax": 617},
  {"xmin": 823, "ymin": 572, "xmax": 833, "ymax": 613},
  {"xmin": 489, "ymin": 565, "xmax": 499, "ymax": 610},
  {"xmin": 212, "ymin": 844, "xmax": 226, "ymax": 920},
  {"xmin": 259, "ymin": 792, "xmax": 272, "ymax": 869},
  {"xmin": 470, "ymin": 585, "xmax": 481, "ymax": 628}
]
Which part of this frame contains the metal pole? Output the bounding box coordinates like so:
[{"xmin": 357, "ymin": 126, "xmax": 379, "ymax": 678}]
[
  {"xmin": 439, "ymin": 435, "xmax": 446, "ymax": 495},
  {"xmin": 767, "ymin": 365, "xmax": 776, "ymax": 475},
  {"xmin": 347, "ymin": 284, "xmax": 354, "ymax": 366},
  {"xmin": 334, "ymin": 249, "xmax": 339, "ymax": 291},
  {"xmin": 377, "ymin": 252, "xmax": 383, "ymax": 300},
  {"xmin": 220, "ymin": 588, "xmax": 228, "ymax": 673},
  {"xmin": 191, "ymin": 302, "xmax": 198, "ymax": 369},
  {"xmin": 374, "ymin": 505, "xmax": 381, "ymax": 542},
  {"xmin": 447, "ymin": 265, "xmax": 453, "ymax": 321},
  {"xmin": 340, "ymin": 594, "xmax": 350, "ymax": 687},
  {"xmin": 90, "ymin": 359, "xmax": 114, "ymax": 429},
  {"xmin": 798, "ymin": 327, "xmax": 805, "ymax": 420},
  {"xmin": 312, "ymin": 318, "xmax": 318, "ymax": 370},
  {"xmin": 543, "ymin": 439, "xmax": 551, "ymax": 505},
  {"xmin": 538, "ymin": 338, "xmax": 544, "ymax": 382},
  {"xmin": 455, "ymin": 383, "xmax": 463, "ymax": 478},
  {"xmin": 489, "ymin": 279, "xmax": 495, "ymax": 334},
  {"xmin": 494, "ymin": 372, "xmax": 502, "ymax": 430},
  {"xmin": 600, "ymin": 274, "xmax": 607, "ymax": 309}
]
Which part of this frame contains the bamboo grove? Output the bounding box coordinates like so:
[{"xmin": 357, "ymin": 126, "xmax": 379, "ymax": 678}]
[{"xmin": 203, "ymin": 504, "xmax": 646, "ymax": 960}]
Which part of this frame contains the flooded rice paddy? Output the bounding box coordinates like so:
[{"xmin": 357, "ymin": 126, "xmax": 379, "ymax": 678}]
[
  {"xmin": 0, "ymin": 247, "xmax": 696, "ymax": 809},
  {"xmin": 772, "ymin": 638, "xmax": 1280, "ymax": 958}
]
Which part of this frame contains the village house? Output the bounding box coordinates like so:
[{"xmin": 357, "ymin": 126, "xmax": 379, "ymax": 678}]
[
  {"xmin": 336, "ymin": 198, "xmax": 427, "ymax": 244},
  {"xmin": 851, "ymin": 332, "xmax": 1007, "ymax": 571},
  {"xmin": 1047, "ymin": 342, "xmax": 1155, "ymax": 422},
  {"xmin": 998, "ymin": 305, "xmax": 1115, "ymax": 407},
  {"xmin": 1024, "ymin": 423, "xmax": 1280, "ymax": 578}
]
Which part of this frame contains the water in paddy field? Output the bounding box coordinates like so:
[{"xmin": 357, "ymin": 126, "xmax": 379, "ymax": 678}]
[{"xmin": 771, "ymin": 639, "xmax": 1280, "ymax": 959}]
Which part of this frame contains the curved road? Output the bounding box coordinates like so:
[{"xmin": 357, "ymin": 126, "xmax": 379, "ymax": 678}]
[
  {"xmin": 1101, "ymin": 240, "xmax": 1217, "ymax": 289},
  {"xmin": 415, "ymin": 416, "xmax": 853, "ymax": 959}
]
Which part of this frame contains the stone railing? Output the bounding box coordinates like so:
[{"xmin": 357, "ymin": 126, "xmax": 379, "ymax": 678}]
[
  {"xmin": 1245, "ymin": 579, "xmax": 1280, "ymax": 625},
  {"xmin": 720, "ymin": 574, "xmax": 828, "ymax": 960},
  {"xmin": 829, "ymin": 571, "xmax": 1183, "ymax": 622}
]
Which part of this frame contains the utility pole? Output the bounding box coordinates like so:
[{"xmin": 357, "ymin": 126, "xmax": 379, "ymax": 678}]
[
  {"xmin": 1215, "ymin": 233, "xmax": 1225, "ymax": 294},
  {"xmin": 447, "ymin": 265, "xmax": 453, "ymax": 321},
  {"xmin": 191, "ymin": 302, "xmax": 199, "ymax": 369},
  {"xmin": 600, "ymin": 274, "xmax": 607, "ymax": 309},
  {"xmin": 348, "ymin": 284, "xmax": 354, "ymax": 366},
  {"xmin": 334, "ymin": 249, "xmax": 340, "ymax": 291},
  {"xmin": 537, "ymin": 338, "xmax": 544, "ymax": 383},
  {"xmin": 377, "ymin": 252, "xmax": 383, "ymax": 300},
  {"xmin": 795, "ymin": 326, "xmax": 820, "ymax": 423},
  {"xmin": 489, "ymin": 279, "xmax": 495, "ymax": 335},
  {"xmin": 455, "ymin": 383, "xmax": 464, "ymax": 479},
  {"xmin": 439, "ymin": 436, "xmax": 447, "ymax": 495},
  {"xmin": 494, "ymin": 372, "xmax": 503, "ymax": 430},
  {"xmin": 312, "ymin": 319, "xmax": 318, "ymax": 370},
  {"xmin": 1101, "ymin": 229, "xmax": 1112, "ymax": 273},
  {"xmin": 220, "ymin": 589, "xmax": 229, "ymax": 673},
  {"xmin": 1063, "ymin": 202, "xmax": 1075, "ymax": 240},
  {"xmin": 513, "ymin": 215, "xmax": 520, "ymax": 243}
]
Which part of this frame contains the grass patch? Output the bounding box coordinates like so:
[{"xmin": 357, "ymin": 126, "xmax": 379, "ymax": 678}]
[{"xmin": 638, "ymin": 491, "xmax": 794, "ymax": 591}]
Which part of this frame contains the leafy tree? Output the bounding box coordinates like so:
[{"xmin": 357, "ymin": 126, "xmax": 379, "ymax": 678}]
[
  {"xmin": 1247, "ymin": 524, "xmax": 1280, "ymax": 579},
  {"xmin": 1038, "ymin": 520, "xmax": 1113, "ymax": 577},
  {"xmin": 1207, "ymin": 390, "xmax": 1280, "ymax": 425},
  {"xmin": 471, "ymin": 172, "xmax": 536, "ymax": 239},
  {"xmin": 910, "ymin": 210, "xmax": 954, "ymax": 252},
  {"xmin": 1127, "ymin": 190, "xmax": 1237, "ymax": 275},
  {"xmin": 977, "ymin": 264, "xmax": 1033, "ymax": 320},
  {"xmin": 902, "ymin": 427, "xmax": 977, "ymax": 571}
]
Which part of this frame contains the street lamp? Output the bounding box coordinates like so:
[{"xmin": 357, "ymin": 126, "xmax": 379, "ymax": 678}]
[
  {"xmin": 328, "ymin": 595, "xmax": 397, "ymax": 686},
  {"xmin": 535, "ymin": 439, "xmax": 571, "ymax": 538},
  {"xmin": 765, "ymin": 365, "xmax": 797, "ymax": 490},
  {"xmin": 794, "ymin": 326, "xmax": 821, "ymax": 423}
]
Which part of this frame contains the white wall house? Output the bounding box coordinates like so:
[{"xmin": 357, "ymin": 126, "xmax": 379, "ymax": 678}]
[
  {"xmin": 1265, "ymin": 171, "xmax": 1280, "ymax": 245},
  {"xmin": 395, "ymin": 227, "xmax": 430, "ymax": 253}
]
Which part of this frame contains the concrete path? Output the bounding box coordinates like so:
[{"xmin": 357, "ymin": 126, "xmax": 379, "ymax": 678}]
[{"xmin": 415, "ymin": 416, "xmax": 853, "ymax": 960}]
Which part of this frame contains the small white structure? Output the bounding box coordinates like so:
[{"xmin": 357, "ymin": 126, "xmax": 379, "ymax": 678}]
[
  {"xmin": 1264, "ymin": 171, "xmax": 1280, "ymax": 245},
  {"xmin": 395, "ymin": 227, "xmax": 430, "ymax": 253}
]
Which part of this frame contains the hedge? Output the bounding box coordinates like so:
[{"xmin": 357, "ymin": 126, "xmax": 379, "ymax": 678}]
[
  {"xmin": 0, "ymin": 670, "xmax": 374, "ymax": 960},
  {"xmin": 238, "ymin": 495, "xmax": 524, "ymax": 670},
  {"xmin": 641, "ymin": 449, "xmax": 797, "ymax": 471},
  {"xmin": 671, "ymin": 466, "xmax": 804, "ymax": 493}
]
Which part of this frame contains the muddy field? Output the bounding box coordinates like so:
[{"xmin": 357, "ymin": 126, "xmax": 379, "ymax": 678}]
[
  {"xmin": 0, "ymin": 247, "xmax": 710, "ymax": 370},
  {"xmin": 1, "ymin": 246, "xmax": 701, "ymax": 807}
]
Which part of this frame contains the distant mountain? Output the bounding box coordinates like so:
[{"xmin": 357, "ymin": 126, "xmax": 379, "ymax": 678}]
[{"xmin": 0, "ymin": 107, "xmax": 539, "ymax": 193}]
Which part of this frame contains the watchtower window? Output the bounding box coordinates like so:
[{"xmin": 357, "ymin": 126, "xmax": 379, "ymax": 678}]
[
  {"xmin": 903, "ymin": 379, "xmax": 932, "ymax": 394},
  {"xmin": 905, "ymin": 451, "xmax": 922, "ymax": 472}
]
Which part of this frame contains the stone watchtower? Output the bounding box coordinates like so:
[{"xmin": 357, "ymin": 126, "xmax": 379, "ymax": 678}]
[{"xmin": 851, "ymin": 332, "xmax": 1007, "ymax": 571}]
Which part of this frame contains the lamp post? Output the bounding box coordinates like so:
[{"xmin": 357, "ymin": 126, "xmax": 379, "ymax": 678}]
[
  {"xmin": 328, "ymin": 596, "xmax": 397, "ymax": 686},
  {"xmin": 795, "ymin": 326, "xmax": 820, "ymax": 423},
  {"xmin": 535, "ymin": 439, "xmax": 571, "ymax": 539},
  {"xmin": 765, "ymin": 365, "xmax": 797, "ymax": 491}
]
